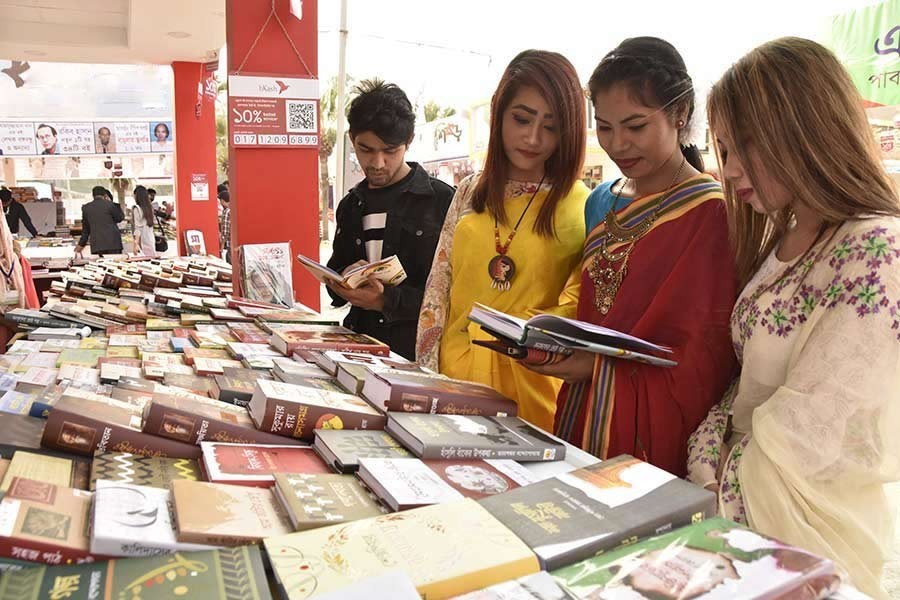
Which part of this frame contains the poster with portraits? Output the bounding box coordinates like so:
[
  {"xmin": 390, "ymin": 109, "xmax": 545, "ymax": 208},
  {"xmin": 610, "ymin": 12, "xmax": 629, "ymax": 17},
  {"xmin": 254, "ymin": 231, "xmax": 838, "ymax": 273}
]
[{"xmin": 0, "ymin": 120, "xmax": 174, "ymax": 157}]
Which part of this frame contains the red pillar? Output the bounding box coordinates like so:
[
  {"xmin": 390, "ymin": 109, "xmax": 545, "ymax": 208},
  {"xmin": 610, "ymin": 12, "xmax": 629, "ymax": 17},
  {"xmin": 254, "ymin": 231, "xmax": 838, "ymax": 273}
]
[
  {"xmin": 226, "ymin": 0, "xmax": 320, "ymax": 309},
  {"xmin": 172, "ymin": 62, "xmax": 220, "ymax": 258}
]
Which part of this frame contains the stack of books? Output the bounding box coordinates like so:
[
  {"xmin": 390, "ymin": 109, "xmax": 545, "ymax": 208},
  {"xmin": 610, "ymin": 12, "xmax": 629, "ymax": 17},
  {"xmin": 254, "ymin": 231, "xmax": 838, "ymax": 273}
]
[{"xmin": 0, "ymin": 254, "xmax": 843, "ymax": 599}]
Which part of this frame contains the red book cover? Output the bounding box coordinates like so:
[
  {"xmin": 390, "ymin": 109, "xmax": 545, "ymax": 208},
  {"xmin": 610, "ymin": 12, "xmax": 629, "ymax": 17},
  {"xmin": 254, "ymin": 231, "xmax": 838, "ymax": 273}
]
[
  {"xmin": 201, "ymin": 442, "xmax": 330, "ymax": 487},
  {"xmin": 271, "ymin": 329, "xmax": 389, "ymax": 357}
]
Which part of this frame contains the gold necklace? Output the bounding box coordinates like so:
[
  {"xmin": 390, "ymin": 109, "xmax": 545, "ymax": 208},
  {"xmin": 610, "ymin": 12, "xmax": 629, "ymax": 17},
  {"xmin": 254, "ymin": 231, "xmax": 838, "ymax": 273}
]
[{"xmin": 588, "ymin": 158, "xmax": 687, "ymax": 314}]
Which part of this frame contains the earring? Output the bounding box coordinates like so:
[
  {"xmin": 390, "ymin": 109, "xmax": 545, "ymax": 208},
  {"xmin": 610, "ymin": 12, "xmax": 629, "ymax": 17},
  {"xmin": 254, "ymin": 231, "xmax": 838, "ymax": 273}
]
[{"xmin": 677, "ymin": 119, "xmax": 685, "ymax": 128}]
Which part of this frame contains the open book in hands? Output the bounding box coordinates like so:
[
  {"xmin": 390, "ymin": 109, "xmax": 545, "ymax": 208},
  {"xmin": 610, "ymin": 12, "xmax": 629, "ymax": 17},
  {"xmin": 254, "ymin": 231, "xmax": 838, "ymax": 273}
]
[
  {"xmin": 468, "ymin": 302, "xmax": 677, "ymax": 367},
  {"xmin": 297, "ymin": 254, "xmax": 407, "ymax": 289}
]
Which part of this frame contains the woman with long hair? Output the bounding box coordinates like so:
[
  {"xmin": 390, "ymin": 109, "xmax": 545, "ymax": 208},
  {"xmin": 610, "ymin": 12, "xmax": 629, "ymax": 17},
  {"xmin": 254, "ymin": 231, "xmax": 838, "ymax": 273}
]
[
  {"xmin": 131, "ymin": 185, "xmax": 157, "ymax": 257},
  {"xmin": 525, "ymin": 37, "xmax": 737, "ymax": 478},
  {"xmin": 687, "ymin": 38, "xmax": 900, "ymax": 597},
  {"xmin": 416, "ymin": 49, "xmax": 589, "ymax": 430}
]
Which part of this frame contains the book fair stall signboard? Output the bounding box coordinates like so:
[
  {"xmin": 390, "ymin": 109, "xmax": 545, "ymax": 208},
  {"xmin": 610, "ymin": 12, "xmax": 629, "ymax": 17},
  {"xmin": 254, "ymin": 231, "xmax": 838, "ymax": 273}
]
[{"xmin": 227, "ymin": 75, "xmax": 319, "ymax": 148}]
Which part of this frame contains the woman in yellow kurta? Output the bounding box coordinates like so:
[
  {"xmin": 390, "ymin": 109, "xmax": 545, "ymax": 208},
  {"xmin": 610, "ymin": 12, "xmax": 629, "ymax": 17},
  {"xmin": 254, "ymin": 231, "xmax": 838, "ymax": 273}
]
[{"xmin": 416, "ymin": 50, "xmax": 589, "ymax": 430}]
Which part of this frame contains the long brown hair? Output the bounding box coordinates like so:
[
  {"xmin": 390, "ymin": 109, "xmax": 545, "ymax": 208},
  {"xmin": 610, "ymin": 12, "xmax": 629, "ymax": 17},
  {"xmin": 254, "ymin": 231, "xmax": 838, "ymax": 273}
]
[
  {"xmin": 471, "ymin": 49, "xmax": 585, "ymax": 237},
  {"xmin": 708, "ymin": 37, "xmax": 900, "ymax": 287},
  {"xmin": 133, "ymin": 185, "xmax": 154, "ymax": 224}
]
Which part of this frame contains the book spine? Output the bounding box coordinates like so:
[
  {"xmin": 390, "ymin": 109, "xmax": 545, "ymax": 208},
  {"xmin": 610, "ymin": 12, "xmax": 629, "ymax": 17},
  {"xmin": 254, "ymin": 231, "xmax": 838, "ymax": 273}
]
[
  {"xmin": 265, "ymin": 399, "xmax": 388, "ymax": 440},
  {"xmin": 142, "ymin": 402, "xmax": 304, "ymax": 447},
  {"xmin": 42, "ymin": 408, "xmax": 202, "ymax": 459},
  {"xmin": 386, "ymin": 386, "xmax": 518, "ymax": 418},
  {"xmin": 214, "ymin": 388, "xmax": 253, "ymax": 407},
  {"xmin": 418, "ymin": 444, "xmax": 552, "ymax": 461},
  {"xmin": 6, "ymin": 313, "xmax": 71, "ymax": 329},
  {"xmin": 0, "ymin": 536, "xmax": 103, "ymax": 566}
]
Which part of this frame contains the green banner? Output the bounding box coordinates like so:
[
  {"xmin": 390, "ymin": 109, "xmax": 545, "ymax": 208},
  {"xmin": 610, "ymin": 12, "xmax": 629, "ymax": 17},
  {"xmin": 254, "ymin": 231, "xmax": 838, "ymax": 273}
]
[{"xmin": 825, "ymin": 0, "xmax": 900, "ymax": 106}]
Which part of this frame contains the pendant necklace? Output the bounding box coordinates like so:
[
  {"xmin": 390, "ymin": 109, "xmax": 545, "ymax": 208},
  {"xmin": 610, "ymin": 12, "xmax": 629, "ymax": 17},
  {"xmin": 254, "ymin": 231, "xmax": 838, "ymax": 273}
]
[{"xmin": 489, "ymin": 175, "xmax": 545, "ymax": 291}]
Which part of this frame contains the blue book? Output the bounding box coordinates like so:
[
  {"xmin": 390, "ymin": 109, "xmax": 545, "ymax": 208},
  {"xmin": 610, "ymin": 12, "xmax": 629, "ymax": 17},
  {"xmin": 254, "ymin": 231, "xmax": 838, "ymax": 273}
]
[{"xmin": 170, "ymin": 337, "xmax": 191, "ymax": 353}]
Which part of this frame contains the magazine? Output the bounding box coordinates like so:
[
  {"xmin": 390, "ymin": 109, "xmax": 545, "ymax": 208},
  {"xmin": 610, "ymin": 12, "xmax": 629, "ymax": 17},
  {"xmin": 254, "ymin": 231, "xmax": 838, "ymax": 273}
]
[
  {"xmin": 297, "ymin": 254, "xmax": 407, "ymax": 289},
  {"xmin": 240, "ymin": 242, "xmax": 294, "ymax": 307},
  {"xmin": 468, "ymin": 303, "xmax": 677, "ymax": 368},
  {"xmin": 184, "ymin": 229, "xmax": 207, "ymax": 256}
]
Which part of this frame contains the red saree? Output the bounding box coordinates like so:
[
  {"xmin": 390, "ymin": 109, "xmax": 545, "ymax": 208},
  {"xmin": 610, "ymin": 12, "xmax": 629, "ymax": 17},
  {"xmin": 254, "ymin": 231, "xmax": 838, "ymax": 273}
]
[{"xmin": 554, "ymin": 175, "xmax": 737, "ymax": 476}]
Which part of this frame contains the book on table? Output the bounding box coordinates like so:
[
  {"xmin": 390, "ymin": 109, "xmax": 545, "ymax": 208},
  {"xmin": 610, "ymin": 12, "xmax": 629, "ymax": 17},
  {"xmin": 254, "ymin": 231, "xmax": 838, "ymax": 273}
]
[
  {"xmin": 468, "ymin": 302, "xmax": 677, "ymax": 367},
  {"xmin": 297, "ymin": 254, "xmax": 407, "ymax": 289}
]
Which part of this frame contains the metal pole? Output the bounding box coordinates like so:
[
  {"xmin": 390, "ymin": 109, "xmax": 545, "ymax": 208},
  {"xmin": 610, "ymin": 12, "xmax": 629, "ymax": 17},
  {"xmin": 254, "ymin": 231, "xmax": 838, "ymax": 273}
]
[{"xmin": 333, "ymin": 0, "xmax": 349, "ymax": 207}]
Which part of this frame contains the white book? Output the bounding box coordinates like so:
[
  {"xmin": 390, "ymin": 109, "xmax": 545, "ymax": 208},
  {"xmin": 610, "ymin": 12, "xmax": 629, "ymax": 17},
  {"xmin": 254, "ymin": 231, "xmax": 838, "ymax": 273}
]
[
  {"xmin": 91, "ymin": 480, "xmax": 219, "ymax": 557},
  {"xmin": 19, "ymin": 351, "xmax": 59, "ymax": 370},
  {"xmin": 16, "ymin": 367, "xmax": 58, "ymax": 392},
  {"xmin": 41, "ymin": 339, "xmax": 85, "ymax": 352},
  {"xmin": 57, "ymin": 364, "xmax": 100, "ymax": 386},
  {"xmin": 314, "ymin": 571, "xmax": 420, "ymax": 600},
  {"xmin": 27, "ymin": 326, "xmax": 92, "ymax": 341},
  {"xmin": 226, "ymin": 342, "xmax": 282, "ymax": 359},
  {"xmin": 297, "ymin": 253, "xmax": 407, "ymax": 289},
  {"xmin": 7, "ymin": 340, "xmax": 45, "ymax": 354},
  {"xmin": 99, "ymin": 362, "xmax": 143, "ymax": 383},
  {"xmin": 357, "ymin": 457, "xmax": 539, "ymax": 512}
]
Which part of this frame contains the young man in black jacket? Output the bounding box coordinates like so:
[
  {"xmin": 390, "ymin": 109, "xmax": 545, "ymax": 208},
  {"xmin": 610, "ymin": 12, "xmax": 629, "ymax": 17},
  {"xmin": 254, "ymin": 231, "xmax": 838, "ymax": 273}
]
[{"xmin": 326, "ymin": 80, "xmax": 454, "ymax": 360}]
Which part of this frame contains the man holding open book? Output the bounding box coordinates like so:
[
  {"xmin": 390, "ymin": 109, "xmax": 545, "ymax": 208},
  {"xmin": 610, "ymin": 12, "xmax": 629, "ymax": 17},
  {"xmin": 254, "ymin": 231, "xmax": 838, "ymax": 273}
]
[{"xmin": 326, "ymin": 80, "xmax": 454, "ymax": 359}]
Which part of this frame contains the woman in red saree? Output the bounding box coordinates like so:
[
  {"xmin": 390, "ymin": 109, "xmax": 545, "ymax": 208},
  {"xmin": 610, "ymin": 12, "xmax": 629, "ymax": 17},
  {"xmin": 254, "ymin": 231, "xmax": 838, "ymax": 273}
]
[{"xmin": 527, "ymin": 37, "xmax": 737, "ymax": 476}]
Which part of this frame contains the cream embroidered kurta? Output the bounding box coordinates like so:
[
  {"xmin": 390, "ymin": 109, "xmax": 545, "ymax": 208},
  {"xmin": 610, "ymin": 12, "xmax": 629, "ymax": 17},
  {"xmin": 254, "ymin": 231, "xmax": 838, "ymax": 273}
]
[{"xmin": 688, "ymin": 217, "xmax": 900, "ymax": 598}]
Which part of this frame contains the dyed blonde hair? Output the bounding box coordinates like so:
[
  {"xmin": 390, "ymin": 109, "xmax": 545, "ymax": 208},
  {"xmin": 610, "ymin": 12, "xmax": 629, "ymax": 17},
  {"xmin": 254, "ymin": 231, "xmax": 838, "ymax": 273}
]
[{"xmin": 707, "ymin": 37, "xmax": 900, "ymax": 286}]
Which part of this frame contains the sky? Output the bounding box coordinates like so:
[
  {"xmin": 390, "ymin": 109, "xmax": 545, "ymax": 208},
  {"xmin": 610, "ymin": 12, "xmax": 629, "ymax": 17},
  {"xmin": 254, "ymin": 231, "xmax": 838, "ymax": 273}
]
[{"xmin": 314, "ymin": 0, "xmax": 883, "ymax": 109}]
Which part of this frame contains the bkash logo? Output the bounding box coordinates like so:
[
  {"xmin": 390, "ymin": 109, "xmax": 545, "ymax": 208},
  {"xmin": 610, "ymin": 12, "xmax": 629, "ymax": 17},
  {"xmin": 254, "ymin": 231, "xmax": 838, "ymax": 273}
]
[{"xmin": 257, "ymin": 81, "xmax": 291, "ymax": 94}]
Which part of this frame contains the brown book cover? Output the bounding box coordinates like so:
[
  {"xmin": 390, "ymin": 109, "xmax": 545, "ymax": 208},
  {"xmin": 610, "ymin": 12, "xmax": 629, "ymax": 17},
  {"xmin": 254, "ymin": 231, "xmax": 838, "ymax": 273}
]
[
  {"xmin": 273, "ymin": 473, "xmax": 387, "ymax": 531},
  {"xmin": 364, "ymin": 371, "xmax": 518, "ymax": 417},
  {"xmin": 249, "ymin": 379, "xmax": 386, "ymax": 441},
  {"xmin": 171, "ymin": 479, "xmax": 292, "ymax": 546},
  {"xmin": 141, "ymin": 393, "xmax": 304, "ymax": 447},
  {"xmin": 0, "ymin": 477, "xmax": 105, "ymax": 564},
  {"xmin": 270, "ymin": 329, "xmax": 390, "ymax": 357},
  {"xmin": 42, "ymin": 396, "xmax": 202, "ymax": 459},
  {"xmin": 182, "ymin": 346, "xmax": 230, "ymax": 366}
]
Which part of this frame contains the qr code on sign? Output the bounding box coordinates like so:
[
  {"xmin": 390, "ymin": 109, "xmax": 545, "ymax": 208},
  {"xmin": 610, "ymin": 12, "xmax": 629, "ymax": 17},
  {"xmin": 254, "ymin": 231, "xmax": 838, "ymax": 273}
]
[{"xmin": 286, "ymin": 100, "xmax": 317, "ymax": 133}]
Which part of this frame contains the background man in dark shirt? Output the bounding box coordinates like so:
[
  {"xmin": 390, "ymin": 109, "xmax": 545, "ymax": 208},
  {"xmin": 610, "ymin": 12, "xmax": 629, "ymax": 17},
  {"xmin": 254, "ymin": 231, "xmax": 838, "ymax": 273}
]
[
  {"xmin": 0, "ymin": 188, "xmax": 38, "ymax": 237},
  {"xmin": 75, "ymin": 186, "xmax": 124, "ymax": 258},
  {"xmin": 326, "ymin": 80, "xmax": 454, "ymax": 359}
]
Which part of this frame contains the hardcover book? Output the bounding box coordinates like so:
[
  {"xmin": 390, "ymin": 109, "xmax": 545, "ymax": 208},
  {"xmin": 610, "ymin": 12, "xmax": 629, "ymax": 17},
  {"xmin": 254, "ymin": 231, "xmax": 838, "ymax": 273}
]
[
  {"xmin": 0, "ymin": 478, "xmax": 96, "ymax": 564},
  {"xmin": 42, "ymin": 396, "xmax": 202, "ymax": 459},
  {"xmin": 200, "ymin": 442, "xmax": 330, "ymax": 487},
  {"xmin": 312, "ymin": 429, "xmax": 413, "ymax": 473},
  {"xmin": 0, "ymin": 451, "xmax": 74, "ymax": 493},
  {"xmin": 0, "ymin": 546, "xmax": 272, "ymax": 599},
  {"xmin": 272, "ymin": 473, "xmax": 386, "ymax": 531},
  {"xmin": 141, "ymin": 393, "xmax": 302, "ymax": 447},
  {"xmin": 357, "ymin": 457, "xmax": 539, "ymax": 511},
  {"xmin": 91, "ymin": 480, "xmax": 218, "ymax": 557},
  {"xmin": 386, "ymin": 414, "xmax": 566, "ymax": 462},
  {"xmin": 89, "ymin": 452, "xmax": 202, "ymax": 490},
  {"xmin": 170, "ymin": 480, "xmax": 292, "ymax": 546},
  {"xmin": 270, "ymin": 328, "xmax": 389, "ymax": 357},
  {"xmin": 249, "ymin": 379, "xmax": 386, "ymax": 440},
  {"xmin": 363, "ymin": 371, "xmax": 518, "ymax": 417},
  {"xmin": 264, "ymin": 499, "xmax": 539, "ymax": 599},
  {"xmin": 551, "ymin": 517, "xmax": 839, "ymax": 600},
  {"xmin": 479, "ymin": 455, "xmax": 718, "ymax": 570}
]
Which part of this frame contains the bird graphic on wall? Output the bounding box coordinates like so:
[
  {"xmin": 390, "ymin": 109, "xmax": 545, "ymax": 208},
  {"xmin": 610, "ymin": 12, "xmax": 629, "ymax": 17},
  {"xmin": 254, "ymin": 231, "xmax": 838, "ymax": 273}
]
[
  {"xmin": 275, "ymin": 80, "xmax": 290, "ymax": 94},
  {"xmin": 2, "ymin": 61, "xmax": 30, "ymax": 88}
]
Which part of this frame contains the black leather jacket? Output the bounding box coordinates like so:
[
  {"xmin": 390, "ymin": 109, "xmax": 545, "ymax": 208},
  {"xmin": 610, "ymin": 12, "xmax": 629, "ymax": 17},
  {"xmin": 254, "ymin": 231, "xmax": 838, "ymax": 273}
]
[{"xmin": 326, "ymin": 163, "xmax": 454, "ymax": 359}]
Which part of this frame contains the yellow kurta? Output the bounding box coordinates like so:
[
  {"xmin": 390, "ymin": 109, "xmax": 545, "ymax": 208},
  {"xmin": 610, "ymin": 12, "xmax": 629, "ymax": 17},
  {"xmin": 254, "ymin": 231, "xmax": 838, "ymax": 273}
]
[{"xmin": 436, "ymin": 180, "xmax": 587, "ymax": 430}]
